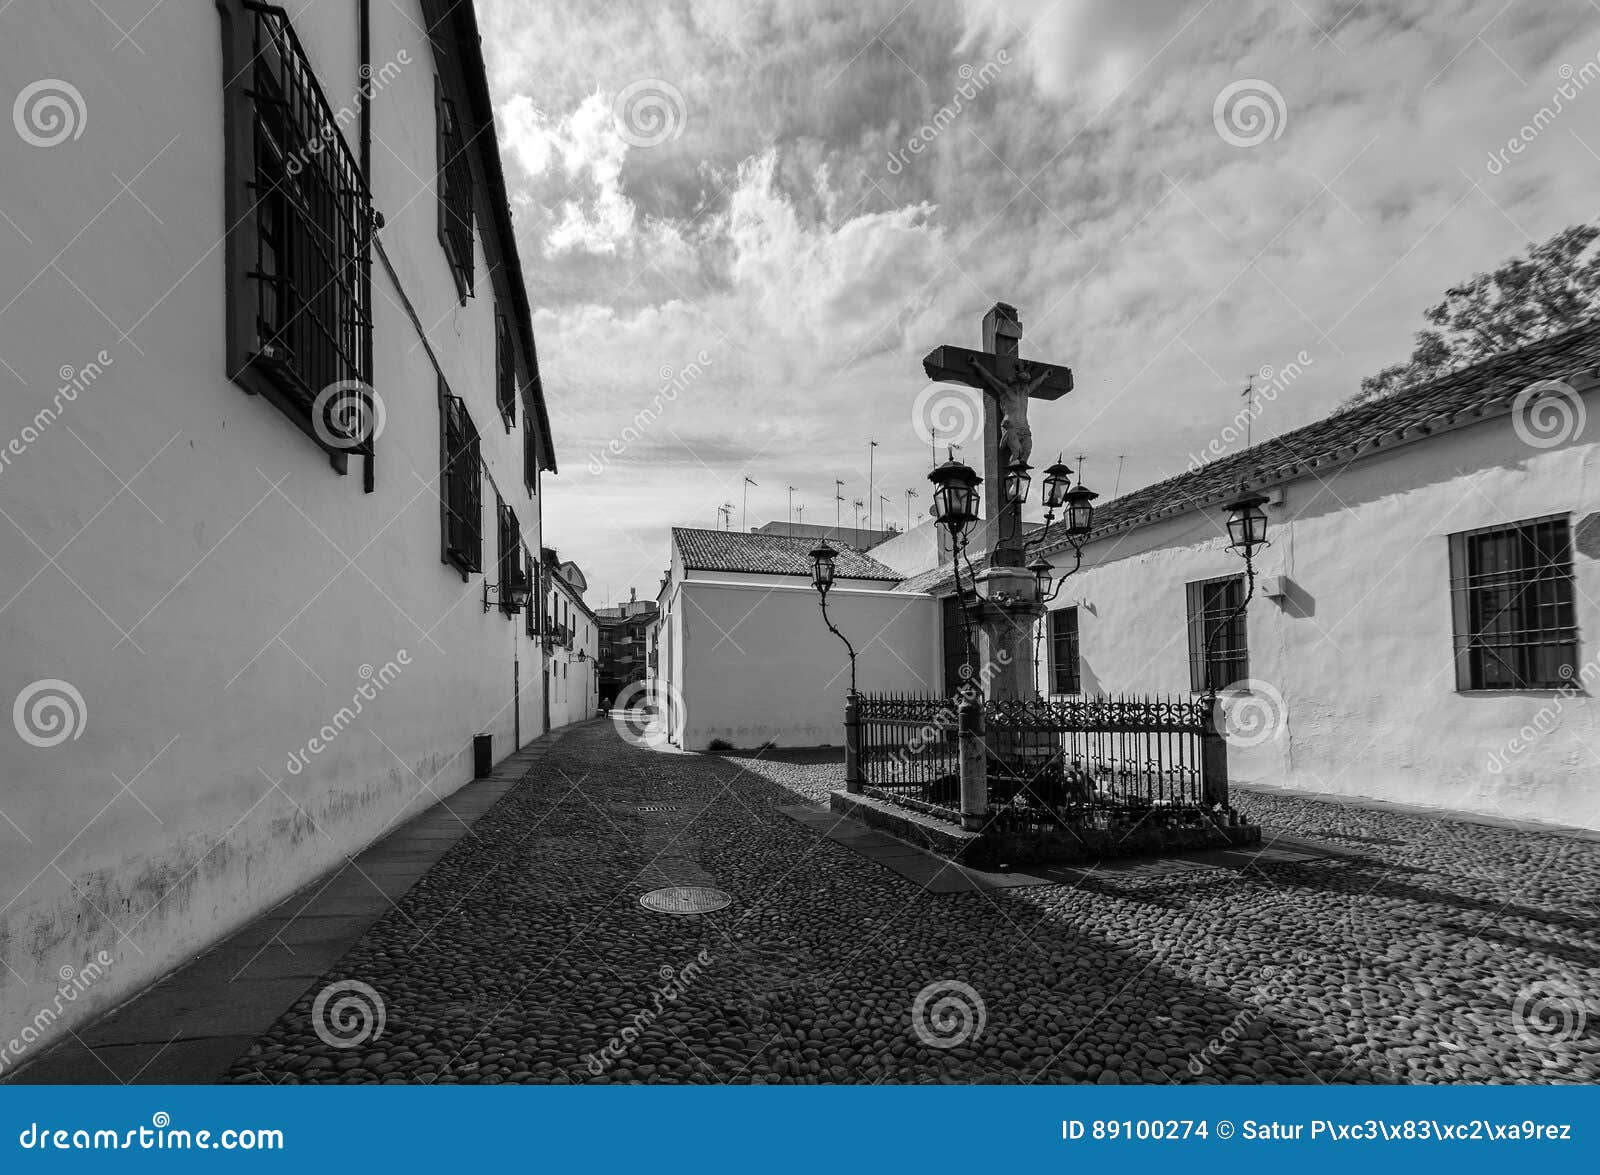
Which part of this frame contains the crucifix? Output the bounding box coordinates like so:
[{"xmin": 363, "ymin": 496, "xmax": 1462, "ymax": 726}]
[{"xmin": 922, "ymin": 302, "xmax": 1073, "ymax": 569}]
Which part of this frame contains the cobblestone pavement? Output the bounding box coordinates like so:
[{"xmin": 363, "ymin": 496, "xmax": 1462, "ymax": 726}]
[{"xmin": 226, "ymin": 720, "xmax": 1600, "ymax": 1085}]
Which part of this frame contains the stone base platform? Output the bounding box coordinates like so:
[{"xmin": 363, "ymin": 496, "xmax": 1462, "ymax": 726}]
[{"xmin": 829, "ymin": 789, "xmax": 1261, "ymax": 868}]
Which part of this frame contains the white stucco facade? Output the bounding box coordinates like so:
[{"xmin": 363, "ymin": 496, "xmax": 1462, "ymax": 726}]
[
  {"xmin": 0, "ymin": 1, "xmax": 556, "ymax": 1059},
  {"xmin": 545, "ymin": 575, "xmax": 599, "ymax": 731},
  {"xmin": 656, "ymin": 554, "xmax": 940, "ymax": 751},
  {"xmin": 1026, "ymin": 398, "xmax": 1600, "ymax": 830}
]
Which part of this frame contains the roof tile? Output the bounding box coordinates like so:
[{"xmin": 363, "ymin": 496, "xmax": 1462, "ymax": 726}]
[{"xmin": 673, "ymin": 528, "xmax": 902, "ymax": 581}]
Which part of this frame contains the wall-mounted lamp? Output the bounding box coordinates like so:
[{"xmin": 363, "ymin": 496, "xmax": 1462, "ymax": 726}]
[{"xmin": 483, "ymin": 568, "xmax": 532, "ymax": 613}]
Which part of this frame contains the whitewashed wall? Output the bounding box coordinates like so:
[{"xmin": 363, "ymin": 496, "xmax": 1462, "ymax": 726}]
[
  {"xmin": 660, "ymin": 568, "xmax": 940, "ymax": 751},
  {"xmin": 0, "ymin": 1, "xmax": 549, "ymax": 1058},
  {"xmin": 1027, "ymin": 406, "xmax": 1600, "ymax": 830},
  {"xmin": 548, "ymin": 605, "xmax": 599, "ymax": 730}
]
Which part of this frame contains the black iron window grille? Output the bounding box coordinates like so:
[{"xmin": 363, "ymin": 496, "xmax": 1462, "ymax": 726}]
[
  {"xmin": 496, "ymin": 311, "xmax": 516, "ymax": 429},
  {"xmin": 1449, "ymin": 515, "xmax": 1577, "ymax": 690},
  {"xmin": 437, "ymin": 83, "xmax": 474, "ymax": 298},
  {"xmin": 525, "ymin": 551, "xmax": 541, "ymax": 638},
  {"xmin": 440, "ymin": 388, "xmax": 482, "ymax": 576},
  {"xmin": 1050, "ymin": 606, "xmax": 1081, "ymax": 695},
  {"xmin": 1186, "ymin": 574, "xmax": 1247, "ymax": 692},
  {"xmin": 497, "ymin": 500, "xmax": 525, "ymax": 615},
  {"xmin": 220, "ymin": 1, "xmax": 373, "ymax": 461}
]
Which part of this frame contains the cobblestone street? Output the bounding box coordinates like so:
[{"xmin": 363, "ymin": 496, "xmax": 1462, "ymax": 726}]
[{"xmin": 227, "ymin": 720, "xmax": 1600, "ymax": 1086}]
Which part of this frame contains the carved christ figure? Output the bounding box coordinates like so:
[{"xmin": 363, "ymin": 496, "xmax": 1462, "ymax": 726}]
[{"xmin": 968, "ymin": 357, "xmax": 1052, "ymax": 467}]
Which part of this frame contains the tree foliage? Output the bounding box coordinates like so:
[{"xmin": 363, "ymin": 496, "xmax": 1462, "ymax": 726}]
[{"xmin": 1344, "ymin": 224, "xmax": 1600, "ymax": 409}]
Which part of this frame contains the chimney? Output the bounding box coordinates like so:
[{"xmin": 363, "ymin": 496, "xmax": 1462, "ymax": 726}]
[{"xmin": 629, "ymin": 586, "xmax": 637, "ymax": 604}]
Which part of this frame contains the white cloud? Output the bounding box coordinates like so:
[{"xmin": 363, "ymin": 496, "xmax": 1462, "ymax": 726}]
[{"xmin": 481, "ymin": 0, "xmax": 1600, "ymax": 605}]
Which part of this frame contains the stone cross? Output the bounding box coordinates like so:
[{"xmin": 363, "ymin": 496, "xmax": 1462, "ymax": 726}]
[{"xmin": 922, "ymin": 303, "xmax": 1072, "ymax": 569}]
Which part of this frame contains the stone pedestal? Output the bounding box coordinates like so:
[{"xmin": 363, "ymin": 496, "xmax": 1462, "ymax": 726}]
[
  {"xmin": 971, "ymin": 565, "xmax": 1046, "ymax": 806},
  {"xmin": 973, "ymin": 566, "xmax": 1043, "ymax": 699}
]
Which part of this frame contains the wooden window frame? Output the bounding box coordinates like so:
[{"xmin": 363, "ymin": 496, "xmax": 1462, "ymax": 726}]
[
  {"xmin": 495, "ymin": 310, "xmax": 517, "ymax": 430},
  {"xmin": 1186, "ymin": 574, "xmax": 1248, "ymax": 693},
  {"xmin": 436, "ymin": 78, "xmax": 475, "ymax": 301},
  {"xmin": 496, "ymin": 499, "xmax": 524, "ymax": 617},
  {"xmin": 1049, "ymin": 606, "xmax": 1081, "ymax": 695},
  {"xmin": 1449, "ymin": 514, "xmax": 1577, "ymax": 691},
  {"xmin": 439, "ymin": 381, "xmax": 482, "ymax": 578},
  {"xmin": 217, "ymin": 0, "xmax": 374, "ymax": 472}
]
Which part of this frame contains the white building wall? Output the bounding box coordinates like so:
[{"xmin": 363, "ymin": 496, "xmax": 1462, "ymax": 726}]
[
  {"xmin": 1027, "ymin": 408, "xmax": 1600, "ymax": 830},
  {"xmin": 669, "ymin": 576, "xmax": 939, "ymax": 750},
  {"xmin": 547, "ymin": 605, "xmax": 598, "ymax": 730},
  {"xmin": 0, "ymin": 1, "xmax": 550, "ymax": 1058}
]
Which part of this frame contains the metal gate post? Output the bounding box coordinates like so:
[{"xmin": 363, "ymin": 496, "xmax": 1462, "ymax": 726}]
[{"xmin": 844, "ymin": 690, "xmax": 863, "ymax": 794}]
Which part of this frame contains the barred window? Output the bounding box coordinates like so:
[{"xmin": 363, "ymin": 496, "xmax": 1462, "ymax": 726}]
[
  {"xmin": 1049, "ymin": 607, "xmax": 1080, "ymax": 695},
  {"xmin": 1449, "ymin": 516, "xmax": 1577, "ymax": 690},
  {"xmin": 1186, "ymin": 574, "xmax": 1247, "ymax": 692},
  {"xmin": 437, "ymin": 82, "xmax": 474, "ymax": 299},
  {"xmin": 496, "ymin": 500, "xmax": 525, "ymax": 616},
  {"xmin": 440, "ymin": 386, "xmax": 481, "ymax": 576},
  {"xmin": 525, "ymin": 550, "xmax": 540, "ymax": 637},
  {"xmin": 496, "ymin": 312, "xmax": 516, "ymax": 429},
  {"xmin": 218, "ymin": 1, "xmax": 373, "ymax": 465}
]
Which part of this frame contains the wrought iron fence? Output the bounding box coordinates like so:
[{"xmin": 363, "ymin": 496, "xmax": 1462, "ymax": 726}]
[
  {"xmin": 852, "ymin": 690, "xmax": 1217, "ymax": 834},
  {"xmin": 985, "ymin": 694, "xmax": 1212, "ymax": 833},
  {"xmin": 855, "ymin": 693, "xmax": 963, "ymax": 821}
]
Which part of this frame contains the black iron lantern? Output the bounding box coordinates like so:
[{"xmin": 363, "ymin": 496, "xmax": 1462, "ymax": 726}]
[
  {"xmin": 809, "ymin": 541, "xmax": 838, "ymax": 594},
  {"xmin": 507, "ymin": 568, "xmax": 532, "ymax": 611},
  {"xmin": 928, "ymin": 454, "xmax": 982, "ymax": 534},
  {"xmin": 1004, "ymin": 460, "xmax": 1032, "ymax": 505},
  {"xmin": 1028, "ymin": 552, "xmax": 1054, "ymax": 599},
  {"xmin": 1041, "ymin": 456, "xmax": 1073, "ymax": 510},
  {"xmin": 1063, "ymin": 482, "xmax": 1098, "ymax": 537},
  {"xmin": 1223, "ymin": 489, "xmax": 1270, "ymax": 558}
]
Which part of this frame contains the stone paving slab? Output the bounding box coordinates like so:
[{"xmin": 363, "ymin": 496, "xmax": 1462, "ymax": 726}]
[{"xmin": 3, "ymin": 731, "xmax": 572, "ymax": 1084}]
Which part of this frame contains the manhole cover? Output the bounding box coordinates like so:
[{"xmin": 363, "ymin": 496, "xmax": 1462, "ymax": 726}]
[
  {"xmin": 638, "ymin": 803, "xmax": 682, "ymax": 813},
  {"xmin": 639, "ymin": 886, "xmax": 732, "ymax": 915}
]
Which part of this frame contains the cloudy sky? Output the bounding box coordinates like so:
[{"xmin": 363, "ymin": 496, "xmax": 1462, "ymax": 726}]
[{"xmin": 478, "ymin": 0, "xmax": 1600, "ymax": 606}]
